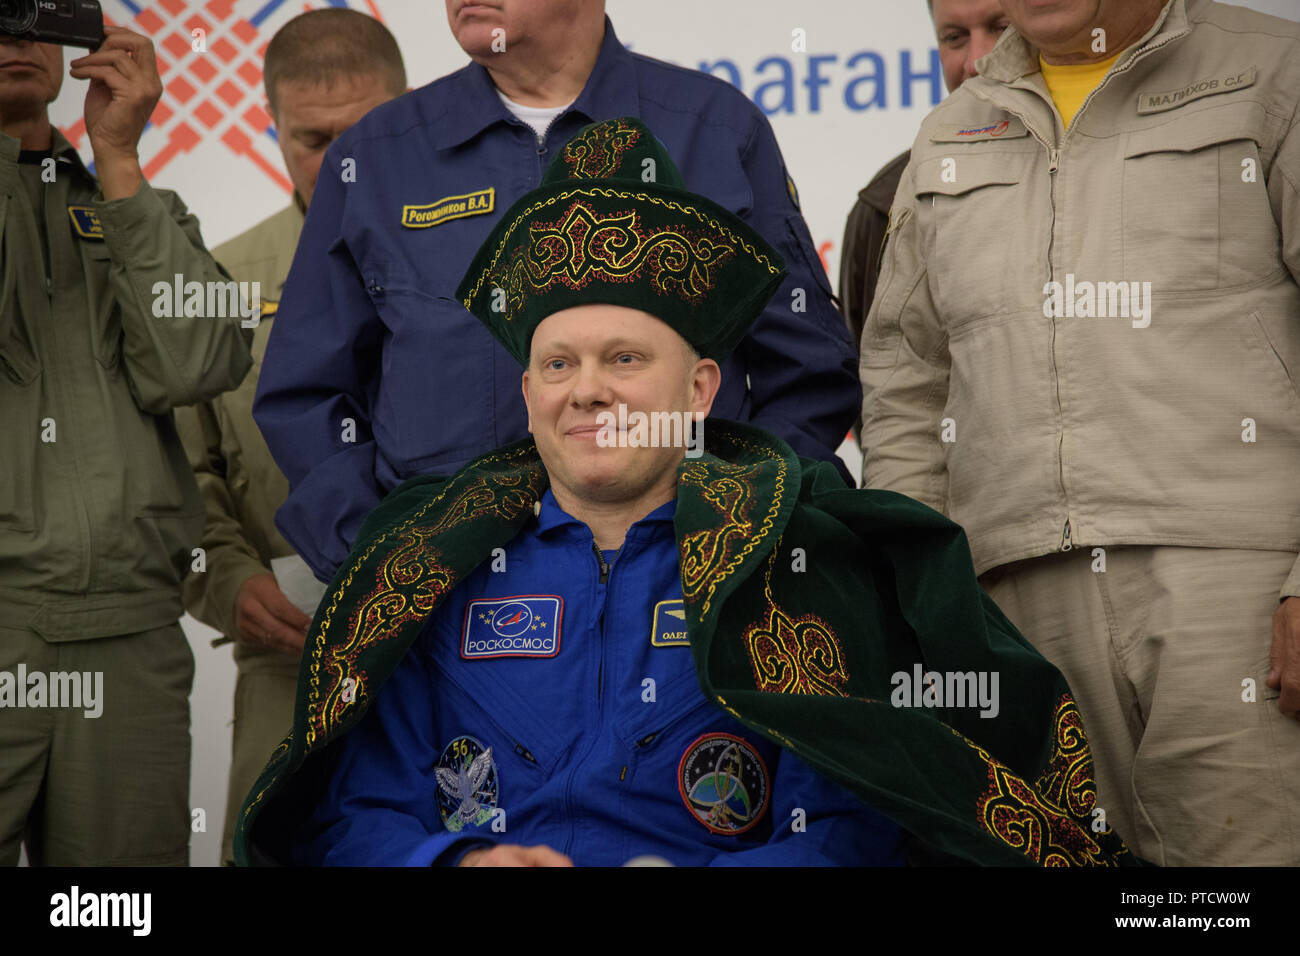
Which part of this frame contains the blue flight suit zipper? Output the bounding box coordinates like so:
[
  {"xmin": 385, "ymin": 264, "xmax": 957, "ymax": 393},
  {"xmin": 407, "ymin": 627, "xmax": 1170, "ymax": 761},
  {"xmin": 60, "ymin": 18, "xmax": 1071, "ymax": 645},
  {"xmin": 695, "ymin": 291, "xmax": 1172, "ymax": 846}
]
[{"xmin": 560, "ymin": 537, "xmax": 617, "ymax": 857}]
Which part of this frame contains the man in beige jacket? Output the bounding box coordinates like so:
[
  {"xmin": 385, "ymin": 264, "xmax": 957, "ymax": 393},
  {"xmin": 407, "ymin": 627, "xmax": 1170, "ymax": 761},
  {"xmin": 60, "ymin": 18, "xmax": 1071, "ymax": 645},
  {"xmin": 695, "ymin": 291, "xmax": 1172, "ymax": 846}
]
[
  {"xmin": 861, "ymin": 0, "xmax": 1300, "ymax": 865},
  {"xmin": 176, "ymin": 8, "xmax": 405, "ymax": 866}
]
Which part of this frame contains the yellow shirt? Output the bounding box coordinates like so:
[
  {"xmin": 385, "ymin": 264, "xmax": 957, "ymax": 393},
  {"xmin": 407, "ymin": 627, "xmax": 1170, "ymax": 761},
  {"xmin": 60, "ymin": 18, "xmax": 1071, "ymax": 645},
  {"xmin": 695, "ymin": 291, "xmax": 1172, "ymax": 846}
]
[{"xmin": 1039, "ymin": 52, "xmax": 1120, "ymax": 128}]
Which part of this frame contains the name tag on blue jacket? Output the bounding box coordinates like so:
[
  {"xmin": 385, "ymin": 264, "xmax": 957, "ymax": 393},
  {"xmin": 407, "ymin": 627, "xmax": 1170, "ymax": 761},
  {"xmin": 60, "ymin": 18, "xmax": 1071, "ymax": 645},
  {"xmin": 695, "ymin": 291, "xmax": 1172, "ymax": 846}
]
[
  {"xmin": 651, "ymin": 599, "xmax": 689, "ymax": 647},
  {"xmin": 462, "ymin": 596, "xmax": 562, "ymax": 659}
]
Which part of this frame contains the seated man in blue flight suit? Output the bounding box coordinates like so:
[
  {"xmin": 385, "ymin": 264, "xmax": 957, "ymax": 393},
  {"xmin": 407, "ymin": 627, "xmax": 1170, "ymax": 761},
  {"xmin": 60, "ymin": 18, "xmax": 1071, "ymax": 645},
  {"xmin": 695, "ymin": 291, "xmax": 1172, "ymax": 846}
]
[
  {"xmin": 235, "ymin": 119, "xmax": 1136, "ymax": 869},
  {"xmin": 290, "ymin": 374, "xmax": 903, "ymax": 865},
  {"xmin": 283, "ymin": 118, "xmax": 902, "ymax": 867}
]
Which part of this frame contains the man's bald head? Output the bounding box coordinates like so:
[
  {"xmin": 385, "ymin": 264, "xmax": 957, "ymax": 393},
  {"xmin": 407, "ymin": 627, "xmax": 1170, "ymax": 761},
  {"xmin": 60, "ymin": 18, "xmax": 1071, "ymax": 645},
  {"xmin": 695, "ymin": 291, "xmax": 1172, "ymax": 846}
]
[{"xmin": 263, "ymin": 8, "xmax": 406, "ymax": 119}]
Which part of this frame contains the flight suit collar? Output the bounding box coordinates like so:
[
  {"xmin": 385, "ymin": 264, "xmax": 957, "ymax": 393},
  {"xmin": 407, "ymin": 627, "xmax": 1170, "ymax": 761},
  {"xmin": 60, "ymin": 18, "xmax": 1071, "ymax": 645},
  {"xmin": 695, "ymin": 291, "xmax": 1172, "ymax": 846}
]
[
  {"xmin": 976, "ymin": 0, "xmax": 1191, "ymax": 84},
  {"xmin": 1, "ymin": 124, "xmax": 91, "ymax": 195},
  {"xmin": 433, "ymin": 15, "xmax": 640, "ymax": 151},
  {"xmin": 47, "ymin": 125, "xmax": 96, "ymax": 184},
  {"xmin": 0, "ymin": 124, "xmax": 75, "ymax": 160},
  {"xmin": 533, "ymin": 487, "xmax": 678, "ymax": 540}
]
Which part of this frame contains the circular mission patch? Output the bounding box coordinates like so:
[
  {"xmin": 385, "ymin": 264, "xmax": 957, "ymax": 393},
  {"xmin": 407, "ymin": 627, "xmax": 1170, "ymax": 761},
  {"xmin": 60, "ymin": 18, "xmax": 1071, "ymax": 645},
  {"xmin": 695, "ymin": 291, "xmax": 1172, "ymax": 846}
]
[
  {"xmin": 435, "ymin": 734, "xmax": 499, "ymax": 833},
  {"xmin": 678, "ymin": 732, "xmax": 770, "ymax": 835}
]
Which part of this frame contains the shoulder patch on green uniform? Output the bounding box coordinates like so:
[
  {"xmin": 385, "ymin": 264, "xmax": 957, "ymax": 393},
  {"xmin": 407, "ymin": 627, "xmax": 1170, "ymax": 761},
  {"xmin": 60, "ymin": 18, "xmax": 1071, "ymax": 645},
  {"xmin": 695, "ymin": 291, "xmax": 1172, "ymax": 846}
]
[
  {"xmin": 67, "ymin": 205, "xmax": 104, "ymax": 241},
  {"xmin": 1137, "ymin": 67, "xmax": 1256, "ymax": 114},
  {"xmin": 651, "ymin": 599, "xmax": 689, "ymax": 647},
  {"xmin": 402, "ymin": 188, "xmax": 495, "ymax": 229},
  {"xmin": 260, "ymin": 299, "xmax": 278, "ymax": 319}
]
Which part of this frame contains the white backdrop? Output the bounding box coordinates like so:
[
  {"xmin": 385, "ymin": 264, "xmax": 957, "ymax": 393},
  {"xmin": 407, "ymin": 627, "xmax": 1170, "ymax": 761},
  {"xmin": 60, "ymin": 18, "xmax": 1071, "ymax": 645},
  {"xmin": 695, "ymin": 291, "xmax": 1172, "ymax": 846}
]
[{"xmin": 39, "ymin": 0, "xmax": 1298, "ymax": 865}]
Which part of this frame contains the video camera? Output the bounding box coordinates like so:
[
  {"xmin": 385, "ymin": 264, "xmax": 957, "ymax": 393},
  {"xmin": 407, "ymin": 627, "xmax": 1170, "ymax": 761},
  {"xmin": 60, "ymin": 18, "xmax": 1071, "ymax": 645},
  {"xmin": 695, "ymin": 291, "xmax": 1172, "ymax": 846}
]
[{"xmin": 0, "ymin": 0, "xmax": 104, "ymax": 49}]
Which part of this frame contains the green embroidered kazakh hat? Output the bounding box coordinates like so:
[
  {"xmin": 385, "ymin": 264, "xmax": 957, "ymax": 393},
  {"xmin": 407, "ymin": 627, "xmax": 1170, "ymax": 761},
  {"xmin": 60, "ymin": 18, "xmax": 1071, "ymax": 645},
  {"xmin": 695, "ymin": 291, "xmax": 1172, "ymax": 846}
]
[{"xmin": 456, "ymin": 117, "xmax": 787, "ymax": 365}]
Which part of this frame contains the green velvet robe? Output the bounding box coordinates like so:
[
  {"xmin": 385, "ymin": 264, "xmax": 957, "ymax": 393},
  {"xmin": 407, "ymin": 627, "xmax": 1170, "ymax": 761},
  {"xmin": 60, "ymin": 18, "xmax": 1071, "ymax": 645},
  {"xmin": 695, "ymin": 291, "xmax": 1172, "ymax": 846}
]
[{"xmin": 236, "ymin": 420, "xmax": 1135, "ymax": 867}]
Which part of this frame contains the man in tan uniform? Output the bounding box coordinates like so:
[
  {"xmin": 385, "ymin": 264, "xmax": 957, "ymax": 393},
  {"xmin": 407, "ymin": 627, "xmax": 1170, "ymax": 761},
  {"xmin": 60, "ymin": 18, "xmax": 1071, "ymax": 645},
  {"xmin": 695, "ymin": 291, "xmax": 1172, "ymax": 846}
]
[
  {"xmin": 176, "ymin": 8, "xmax": 406, "ymax": 866},
  {"xmin": 0, "ymin": 26, "xmax": 252, "ymax": 865},
  {"xmin": 861, "ymin": 0, "xmax": 1300, "ymax": 865}
]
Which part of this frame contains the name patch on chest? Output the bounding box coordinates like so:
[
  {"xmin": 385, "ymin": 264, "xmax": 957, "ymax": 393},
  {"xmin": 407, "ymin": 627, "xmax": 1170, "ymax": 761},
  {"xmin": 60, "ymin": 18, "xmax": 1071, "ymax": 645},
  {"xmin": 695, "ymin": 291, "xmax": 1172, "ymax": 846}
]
[
  {"xmin": 402, "ymin": 187, "xmax": 495, "ymax": 228},
  {"xmin": 651, "ymin": 599, "xmax": 688, "ymax": 647},
  {"xmin": 67, "ymin": 205, "xmax": 104, "ymax": 241},
  {"xmin": 1137, "ymin": 67, "xmax": 1256, "ymax": 114},
  {"xmin": 462, "ymin": 595, "xmax": 562, "ymax": 659}
]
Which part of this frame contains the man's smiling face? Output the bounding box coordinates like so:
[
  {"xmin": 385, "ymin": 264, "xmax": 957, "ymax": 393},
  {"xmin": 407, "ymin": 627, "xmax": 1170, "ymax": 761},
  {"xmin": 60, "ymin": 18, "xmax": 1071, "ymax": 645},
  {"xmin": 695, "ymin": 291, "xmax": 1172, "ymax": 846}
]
[{"xmin": 523, "ymin": 304, "xmax": 720, "ymax": 509}]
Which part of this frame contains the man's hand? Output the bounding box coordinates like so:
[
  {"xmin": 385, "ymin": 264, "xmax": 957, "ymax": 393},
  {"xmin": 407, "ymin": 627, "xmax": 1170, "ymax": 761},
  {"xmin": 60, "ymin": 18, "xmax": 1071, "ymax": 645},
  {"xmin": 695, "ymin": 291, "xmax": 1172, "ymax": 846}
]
[
  {"xmin": 235, "ymin": 572, "xmax": 311, "ymax": 655},
  {"xmin": 1268, "ymin": 596, "xmax": 1300, "ymax": 718},
  {"xmin": 68, "ymin": 24, "xmax": 163, "ymax": 199},
  {"xmin": 458, "ymin": 844, "xmax": 574, "ymax": 867}
]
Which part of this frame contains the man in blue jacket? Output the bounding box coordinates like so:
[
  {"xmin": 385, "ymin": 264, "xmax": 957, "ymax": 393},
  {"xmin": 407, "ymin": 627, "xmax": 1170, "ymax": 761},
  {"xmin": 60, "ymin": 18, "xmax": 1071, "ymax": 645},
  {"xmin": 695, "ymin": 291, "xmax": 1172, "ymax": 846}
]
[{"xmin": 252, "ymin": 1, "xmax": 859, "ymax": 585}]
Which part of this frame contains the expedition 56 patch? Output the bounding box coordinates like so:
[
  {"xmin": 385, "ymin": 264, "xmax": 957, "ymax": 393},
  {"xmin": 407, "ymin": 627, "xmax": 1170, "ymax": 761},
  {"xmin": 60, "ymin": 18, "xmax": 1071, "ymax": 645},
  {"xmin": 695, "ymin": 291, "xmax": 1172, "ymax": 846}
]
[
  {"xmin": 678, "ymin": 732, "xmax": 770, "ymax": 835},
  {"xmin": 462, "ymin": 595, "xmax": 562, "ymax": 659},
  {"xmin": 435, "ymin": 735, "xmax": 499, "ymax": 832}
]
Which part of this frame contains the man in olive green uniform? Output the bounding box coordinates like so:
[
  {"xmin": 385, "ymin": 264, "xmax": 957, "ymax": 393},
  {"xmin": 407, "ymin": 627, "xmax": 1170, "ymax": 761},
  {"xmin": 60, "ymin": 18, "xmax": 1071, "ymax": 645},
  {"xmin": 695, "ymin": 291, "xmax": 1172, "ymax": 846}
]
[
  {"xmin": 0, "ymin": 27, "xmax": 252, "ymax": 865},
  {"xmin": 175, "ymin": 8, "xmax": 406, "ymax": 866}
]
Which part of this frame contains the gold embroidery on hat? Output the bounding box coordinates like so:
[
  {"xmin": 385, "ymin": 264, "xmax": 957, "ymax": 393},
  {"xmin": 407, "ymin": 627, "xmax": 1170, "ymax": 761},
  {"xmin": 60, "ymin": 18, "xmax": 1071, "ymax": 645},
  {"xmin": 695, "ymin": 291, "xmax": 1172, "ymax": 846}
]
[
  {"xmin": 461, "ymin": 187, "xmax": 781, "ymax": 311},
  {"xmin": 562, "ymin": 120, "xmax": 642, "ymax": 178},
  {"xmin": 494, "ymin": 200, "xmax": 734, "ymax": 316}
]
